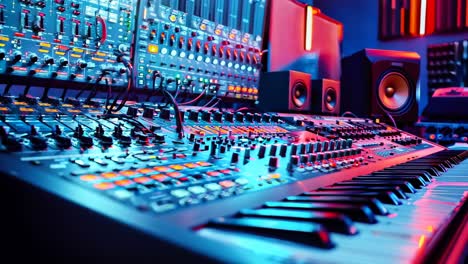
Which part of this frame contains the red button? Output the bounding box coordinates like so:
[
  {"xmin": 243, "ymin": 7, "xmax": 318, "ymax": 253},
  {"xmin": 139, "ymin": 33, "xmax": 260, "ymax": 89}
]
[
  {"xmin": 219, "ymin": 180, "xmax": 235, "ymax": 188},
  {"xmin": 167, "ymin": 172, "xmax": 182, "ymax": 178},
  {"xmin": 133, "ymin": 177, "xmax": 152, "ymax": 184},
  {"xmin": 151, "ymin": 174, "xmax": 168, "ymax": 182},
  {"xmin": 206, "ymin": 171, "xmax": 221, "ymax": 177},
  {"xmin": 114, "ymin": 179, "xmax": 133, "ymax": 186}
]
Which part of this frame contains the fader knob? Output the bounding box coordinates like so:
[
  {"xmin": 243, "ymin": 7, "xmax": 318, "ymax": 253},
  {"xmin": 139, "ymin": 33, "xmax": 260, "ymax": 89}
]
[
  {"xmin": 159, "ymin": 108, "xmax": 171, "ymax": 120},
  {"xmin": 268, "ymin": 157, "xmax": 279, "ymax": 168}
]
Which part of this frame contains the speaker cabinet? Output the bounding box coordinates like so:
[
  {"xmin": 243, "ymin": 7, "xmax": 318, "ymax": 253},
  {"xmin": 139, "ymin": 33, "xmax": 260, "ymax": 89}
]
[
  {"xmin": 258, "ymin": 71, "xmax": 311, "ymax": 112},
  {"xmin": 341, "ymin": 49, "xmax": 420, "ymax": 123},
  {"xmin": 311, "ymin": 79, "xmax": 340, "ymax": 115}
]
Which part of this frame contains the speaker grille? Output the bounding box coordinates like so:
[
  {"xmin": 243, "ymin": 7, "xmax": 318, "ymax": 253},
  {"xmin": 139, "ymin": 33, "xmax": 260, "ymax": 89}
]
[
  {"xmin": 324, "ymin": 87, "xmax": 337, "ymax": 111},
  {"xmin": 291, "ymin": 81, "xmax": 308, "ymax": 108},
  {"xmin": 377, "ymin": 71, "xmax": 412, "ymax": 112}
]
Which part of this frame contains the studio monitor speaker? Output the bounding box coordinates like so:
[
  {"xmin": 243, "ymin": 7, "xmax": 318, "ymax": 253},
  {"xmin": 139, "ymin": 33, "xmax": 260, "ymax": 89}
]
[
  {"xmin": 258, "ymin": 71, "xmax": 311, "ymax": 112},
  {"xmin": 312, "ymin": 79, "xmax": 340, "ymax": 115},
  {"xmin": 341, "ymin": 49, "xmax": 420, "ymax": 123}
]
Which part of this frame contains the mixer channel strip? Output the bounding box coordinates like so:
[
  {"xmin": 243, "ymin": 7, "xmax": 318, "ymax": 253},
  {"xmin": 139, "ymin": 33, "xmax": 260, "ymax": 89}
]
[{"xmin": 197, "ymin": 150, "xmax": 468, "ymax": 264}]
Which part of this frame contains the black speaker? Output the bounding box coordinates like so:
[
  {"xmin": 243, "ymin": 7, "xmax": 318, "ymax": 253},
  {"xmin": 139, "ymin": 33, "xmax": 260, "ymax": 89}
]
[
  {"xmin": 341, "ymin": 49, "xmax": 420, "ymax": 123},
  {"xmin": 258, "ymin": 71, "xmax": 311, "ymax": 112},
  {"xmin": 311, "ymin": 79, "xmax": 340, "ymax": 115}
]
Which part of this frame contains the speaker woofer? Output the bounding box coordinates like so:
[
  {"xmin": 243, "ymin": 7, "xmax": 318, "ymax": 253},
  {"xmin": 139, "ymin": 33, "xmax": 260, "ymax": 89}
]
[
  {"xmin": 324, "ymin": 87, "xmax": 337, "ymax": 111},
  {"xmin": 377, "ymin": 71, "xmax": 411, "ymax": 112},
  {"xmin": 291, "ymin": 81, "xmax": 308, "ymax": 108}
]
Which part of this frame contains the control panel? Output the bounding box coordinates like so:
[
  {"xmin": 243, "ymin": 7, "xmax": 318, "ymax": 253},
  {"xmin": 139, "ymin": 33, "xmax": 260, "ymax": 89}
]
[
  {"xmin": 0, "ymin": 0, "xmax": 136, "ymax": 87},
  {"xmin": 133, "ymin": 0, "xmax": 266, "ymax": 100}
]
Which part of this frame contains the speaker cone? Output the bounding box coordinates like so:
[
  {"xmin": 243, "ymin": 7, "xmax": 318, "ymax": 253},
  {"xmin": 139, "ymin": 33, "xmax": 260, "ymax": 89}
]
[
  {"xmin": 377, "ymin": 72, "xmax": 411, "ymax": 112},
  {"xmin": 324, "ymin": 87, "xmax": 337, "ymax": 111},
  {"xmin": 291, "ymin": 81, "xmax": 307, "ymax": 108}
]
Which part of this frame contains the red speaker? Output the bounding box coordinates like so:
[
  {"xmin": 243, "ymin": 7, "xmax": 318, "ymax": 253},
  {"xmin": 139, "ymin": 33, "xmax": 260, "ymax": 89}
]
[
  {"xmin": 341, "ymin": 49, "xmax": 420, "ymax": 123},
  {"xmin": 312, "ymin": 79, "xmax": 340, "ymax": 115},
  {"xmin": 258, "ymin": 71, "xmax": 311, "ymax": 112}
]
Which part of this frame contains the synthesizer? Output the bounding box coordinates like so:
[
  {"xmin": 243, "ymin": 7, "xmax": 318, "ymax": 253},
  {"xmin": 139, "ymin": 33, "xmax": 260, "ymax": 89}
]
[{"xmin": 0, "ymin": 96, "xmax": 467, "ymax": 263}]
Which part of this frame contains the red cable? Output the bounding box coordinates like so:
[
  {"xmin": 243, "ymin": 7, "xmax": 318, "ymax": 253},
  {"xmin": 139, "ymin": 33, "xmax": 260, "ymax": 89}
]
[{"xmin": 96, "ymin": 16, "xmax": 107, "ymax": 45}]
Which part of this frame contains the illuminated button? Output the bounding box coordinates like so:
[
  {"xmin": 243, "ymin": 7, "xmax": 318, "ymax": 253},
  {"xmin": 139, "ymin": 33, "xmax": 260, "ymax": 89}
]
[
  {"xmin": 269, "ymin": 173, "xmax": 281, "ymax": 179},
  {"xmin": 73, "ymin": 159, "xmax": 90, "ymax": 168},
  {"xmin": 101, "ymin": 172, "xmax": 119, "ymax": 179},
  {"xmin": 204, "ymin": 183, "xmax": 222, "ymax": 191},
  {"xmin": 196, "ymin": 161, "xmax": 213, "ymax": 167},
  {"xmin": 188, "ymin": 54, "xmax": 195, "ymax": 60},
  {"xmin": 241, "ymin": 65, "xmax": 246, "ymax": 70},
  {"xmin": 93, "ymin": 158, "xmax": 108, "ymax": 166},
  {"xmin": 247, "ymin": 66, "xmax": 252, "ymax": 72},
  {"xmin": 220, "ymin": 61, "xmax": 226, "ymax": 66},
  {"xmin": 137, "ymin": 168, "xmax": 154, "ymax": 174},
  {"xmin": 167, "ymin": 171, "xmax": 182, "ymax": 178},
  {"xmin": 196, "ymin": 55, "xmax": 203, "ymax": 62},
  {"xmin": 169, "ymin": 14, "xmax": 177, "ymax": 22},
  {"xmin": 235, "ymin": 178, "xmax": 249, "ymax": 185},
  {"xmin": 169, "ymin": 164, "xmax": 185, "ymax": 170},
  {"xmin": 206, "ymin": 171, "xmax": 221, "ymax": 177},
  {"xmin": 227, "ymin": 62, "xmax": 233, "ymax": 68},
  {"xmin": 219, "ymin": 169, "xmax": 232, "ymax": 175},
  {"xmin": 213, "ymin": 59, "xmax": 219, "ymax": 65},
  {"xmin": 184, "ymin": 163, "xmax": 199, "ymax": 169},
  {"xmin": 234, "ymin": 64, "xmax": 239, "ymax": 69},
  {"xmin": 219, "ymin": 180, "xmax": 235, "ymax": 188},
  {"xmin": 170, "ymin": 50, "xmax": 177, "ymax": 56},
  {"xmin": 171, "ymin": 189, "xmax": 190, "ymax": 198},
  {"xmin": 161, "ymin": 48, "xmax": 168, "ymax": 54},
  {"xmin": 114, "ymin": 179, "xmax": 133, "ymax": 186},
  {"xmin": 154, "ymin": 166, "xmax": 170, "ymax": 172},
  {"xmin": 93, "ymin": 182, "xmax": 115, "ymax": 190},
  {"xmin": 120, "ymin": 170, "xmax": 137, "ymax": 177},
  {"xmin": 178, "ymin": 177, "xmax": 190, "ymax": 182},
  {"xmin": 205, "ymin": 57, "xmax": 211, "ymax": 63},
  {"xmin": 188, "ymin": 186, "xmax": 206, "ymax": 194},
  {"xmin": 80, "ymin": 174, "xmax": 100, "ymax": 182},
  {"xmin": 179, "ymin": 51, "xmax": 186, "ymax": 58},
  {"xmin": 147, "ymin": 44, "xmax": 159, "ymax": 54},
  {"xmin": 150, "ymin": 174, "xmax": 169, "ymax": 182},
  {"xmin": 133, "ymin": 177, "xmax": 152, "ymax": 184}
]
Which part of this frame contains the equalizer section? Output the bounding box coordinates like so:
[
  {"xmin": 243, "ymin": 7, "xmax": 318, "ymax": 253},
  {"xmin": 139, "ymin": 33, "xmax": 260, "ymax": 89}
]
[
  {"xmin": 134, "ymin": 0, "xmax": 266, "ymax": 101},
  {"xmin": 0, "ymin": 0, "xmax": 136, "ymax": 87}
]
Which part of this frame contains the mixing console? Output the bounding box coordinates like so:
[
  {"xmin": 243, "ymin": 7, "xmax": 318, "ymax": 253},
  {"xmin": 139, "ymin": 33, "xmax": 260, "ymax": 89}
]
[
  {"xmin": 2, "ymin": 93, "xmax": 466, "ymax": 263},
  {"xmin": 133, "ymin": 0, "xmax": 266, "ymax": 101},
  {"xmin": 0, "ymin": 0, "xmax": 136, "ymax": 87}
]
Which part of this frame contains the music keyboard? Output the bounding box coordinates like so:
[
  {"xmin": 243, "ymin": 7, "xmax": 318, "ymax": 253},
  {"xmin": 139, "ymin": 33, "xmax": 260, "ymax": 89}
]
[{"xmin": 197, "ymin": 150, "xmax": 468, "ymax": 264}]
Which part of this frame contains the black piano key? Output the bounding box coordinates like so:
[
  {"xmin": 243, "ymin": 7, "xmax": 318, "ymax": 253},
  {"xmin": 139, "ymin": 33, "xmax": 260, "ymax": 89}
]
[
  {"xmin": 335, "ymin": 180, "xmax": 417, "ymax": 193},
  {"xmin": 387, "ymin": 165, "xmax": 442, "ymax": 176},
  {"xmin": 356, "ymin": 175, "xmax": 427, "ymax": 188},
  {"xmin": 285, "ymin": 195, "xmax": 389, "ymax": 216},
  {"xmin": 263, "ymin": 201, "xmax": 377, "ymax": 224},
  {"xmin": 318, "ymin": 186, "xmax": 408, "ymax": 200},
  {"xmin": 207, "ymin": 217, "xmax": 334, "ymax": 248},
  {"xmin": 238, "ymin": 208, "xmax": 358, "ymax": 235},
  {"xmin": 372, "ymin": 170, "xmax": 433, "ymax": 182},
  {"xmin": 303, "ymin": 190, "xmax": 402, "ymax": 205}
]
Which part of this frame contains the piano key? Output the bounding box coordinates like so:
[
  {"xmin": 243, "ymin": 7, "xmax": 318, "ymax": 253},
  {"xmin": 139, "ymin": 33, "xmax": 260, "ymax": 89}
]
[
  {"xmin": 238, "ymin": 208, "xmax": 358, "ymax": 235},
  {"xmin": 353, "ymin": 175, "xmax": 427, "ymax": 189},
  {"xmin": 334, "ymin": 180, "xmax": 417, "ymax": 194},
  {"xmin": 263, "ymin": 201, "xmax": 377, "ymax": 224},
  {"xmin": 372, "ymin": 170, "xmax": 433, "ymax": 182},
  {"xmin": 318, "ymin": 186, "xmax": 408, "ymax": 200},
  {"xmin": 385, "ymin": 166, "xmax": 441, "ymax": 176},
  {"xmin": 303, "ymin": 190, "xmax": 402, "ymax": 205},
  {"xmin": 285, "ymin": 195, "xmax": 389, "ymax": 215},
  {"xmin": 207, "ymin": 217, "xmax": 334, "ymax": 248}
]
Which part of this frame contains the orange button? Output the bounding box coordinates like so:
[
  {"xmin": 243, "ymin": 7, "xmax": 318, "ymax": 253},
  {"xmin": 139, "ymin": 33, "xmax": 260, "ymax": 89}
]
[
  {"xmin": 219, "ymin": 180, "xmax": 235, "ymax": 188},
  {"xmin": 133, "ymin": 177, "xmax": 152, "ymax": 184},
  {"xmin": 184, "ymin": 163, "xmax": 199, "ymax": 169},
  {"xmin": 154, "ymin": 166, "xmax": 170, "ymax": 172},
  {"xmin": 137, "ymin": 168, "xmax": 154, "ymax": 174},
  {"xmin": 114, "ymin": 179, "xmax": 133, "ymax": 186},
  {"xmin": 167, "ymin": 172, "xmax": 182, "ymax": 178},
  {"xmin": 169, "ymin": 164, "xmax": 185, "ymax": 170},
  {"xmin": 80, "ymin": 174, "xmax": 100, "ymax": 182},
  {"xmin": 93, "ymin": 182, "xmax": 116, "ymax": 190},
  {"xmin": 101, "ymin": 172, "xmax": 119, "ymax": 179},
  {"xmin": 151, "ymin": 174, "xmax": 168, "ymax": 182},
  {"xmin": 120, "ymin": 170, "xmax": 137, "ymax": 177},
  {"xmin": 196, "ymin": 161, "xmax": 212, "ymax": 167}
]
